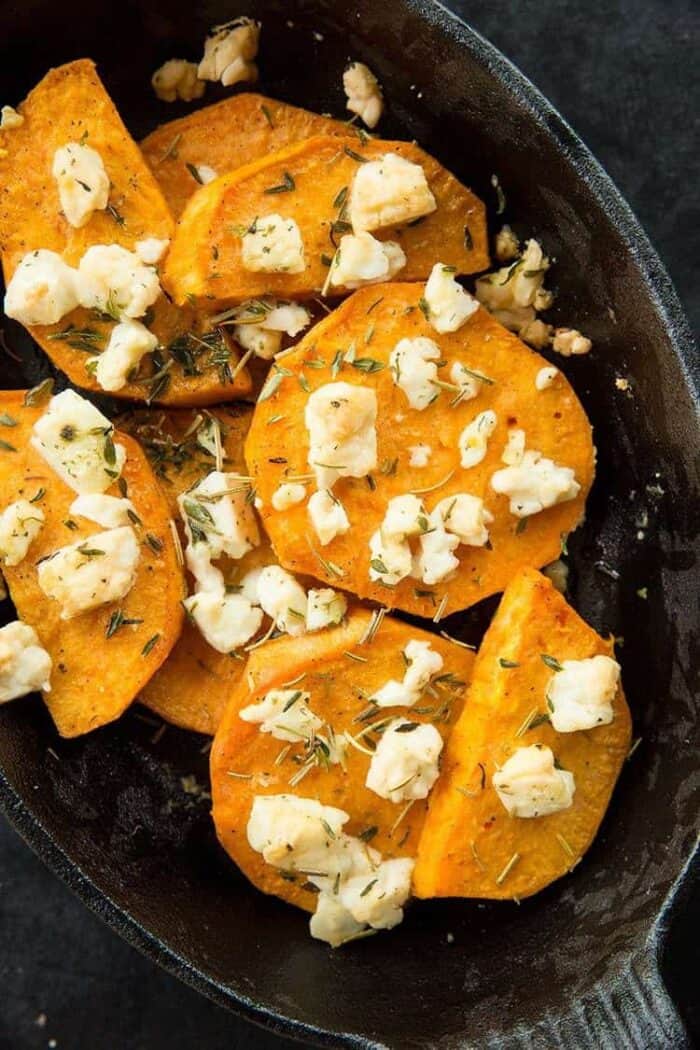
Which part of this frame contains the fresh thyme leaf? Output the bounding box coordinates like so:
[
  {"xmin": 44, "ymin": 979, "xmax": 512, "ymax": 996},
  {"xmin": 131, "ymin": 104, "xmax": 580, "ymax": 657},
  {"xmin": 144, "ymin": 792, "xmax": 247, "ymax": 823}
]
[
  {"xmin": 260, "ymin": 104, "xmax": 275, "ymax": 127},
  {"xmin": 105, "ymin": 608, "xmax": 144, "ymax": 639},
  {"xmin": 0, "ymin": 413, "xmax": 17, "ymax": 426},
  {"xmin": 186, "ymin": 162, "xmax": 203, "ymax": 184},
  {"xmin": 358, "ymin": 825, "xmax": 378, "ymax": 842},
  {"xmin": 515, "ymin": 517, "xmax": 528, "ymax": 535},
  {"xmin": 418, "ymin": 296, "xmax": 431, "ymax": 321},
  {"xmin": 258, "ymin": 372, "xmax": 283, "ymax": 402},
  {"xmin": 103, "ymin": 434, "xmax": 116, "ymax": 466},
  {"xmin": 145, "ymin": 533, "xmax": 163, "ymax": 553},
  {"xmin": 541, "ymin": 653, "xmax": 563, "ymax": 673},
  {"xmin": 264, "ymin": 171, "xmax": 295, "ymax": 194},
  {"xmin": 351, "ymin": 357, "xmax": 384, "ymax": 374},
  {"xmin": 370, "ymin": 557, "xmax": 389, "ymax": 574},
  {"xmin": 23, "ymin": 379, "xmax": 53, "ymax": 406},
  {"xmin": 499, "ymin": 658, "xmax": 520, "ymax": 669},
  {"xmin": 332, "ymin": 185, "xmax": 348, "ymax": 210},
  {"xmin": 141, "ymin": 633, "xmax": 161, "ymax": 657},
  {"xmin": 0, "ymin": 439, "xmax": 17, "ymax": 451},
  {"xmin": 360, "ymin": 878, "xmax": 378, "ymax": 897},
  {"xmin": 106, "ymin": 202, "xmax": 125, "ymax": 226},
  {"xmin": 395, "ymin": 722, "xmax": 420, "ymax": 733},
  {"xmin": 344, "ymin": 146, "xmax": 367, "ymax": 163},
  {"xmin": 30, "ymin": 487, "xmax": 46, "ymax": 503}
]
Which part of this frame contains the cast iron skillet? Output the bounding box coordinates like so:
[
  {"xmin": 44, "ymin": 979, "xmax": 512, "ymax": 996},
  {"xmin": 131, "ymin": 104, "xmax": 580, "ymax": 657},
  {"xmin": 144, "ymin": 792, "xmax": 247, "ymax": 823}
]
[{"xmin": 0, "ymin": 1, "xmax": 698, "ymax": 1046}]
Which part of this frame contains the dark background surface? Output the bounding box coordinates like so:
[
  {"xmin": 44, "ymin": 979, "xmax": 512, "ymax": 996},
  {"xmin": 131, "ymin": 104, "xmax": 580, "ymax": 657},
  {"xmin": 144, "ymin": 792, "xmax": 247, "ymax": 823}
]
[{"xmin": 1, "ymin": 1, "xmax": 698, "ymax": 1048}]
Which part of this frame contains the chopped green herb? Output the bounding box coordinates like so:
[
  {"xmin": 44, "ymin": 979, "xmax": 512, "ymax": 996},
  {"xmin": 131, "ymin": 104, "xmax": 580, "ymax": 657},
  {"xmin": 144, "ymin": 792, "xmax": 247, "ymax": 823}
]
[
  {"xmin": 541, "ymin": 654, "xmax": 563, "ymax": 673},
  {"xmin": 141, "ymin": 633, "xmax": 161, "ymax": 657},
  {"xmin": 264, "ymin": 171, "xmax": 295, "ymax": 195}
]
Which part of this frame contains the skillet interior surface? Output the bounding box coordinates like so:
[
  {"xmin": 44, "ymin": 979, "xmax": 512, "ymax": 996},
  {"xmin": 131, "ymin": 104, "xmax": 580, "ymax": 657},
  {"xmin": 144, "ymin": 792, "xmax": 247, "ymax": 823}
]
[{"xmin": 0, "ymin": 0, "xmax": 698, "ymax": 1046}]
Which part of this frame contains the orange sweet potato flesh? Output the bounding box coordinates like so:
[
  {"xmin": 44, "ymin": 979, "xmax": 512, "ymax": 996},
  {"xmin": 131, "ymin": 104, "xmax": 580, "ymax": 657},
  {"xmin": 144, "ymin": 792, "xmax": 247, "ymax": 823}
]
[
  {"xmin": 163, "ymin": 135, "xmax": 489, "ymax": 308},
  {"xmin": 118, "ymin": 404, "xmax": 276, "ymax": 735},
  {"xmin": 244, "ymin": 283, "xmax": 595, "ymax": 618},
  {"xmin": 141, "ymin": 93, "xmax": 345, "ymax": 218},
  {"xmin": 0, "ymin": 390, "xmax": 185, "ymax": 737},
  {"xmin": 413, "ymin": 568, "xmax": 631, "ymax": 901},
  {"xmin": 0, "ymin": 60, "xmax": 251, "ymax": 405},
  {"xmin": 210, "ymin": 610, "xmax": 474, "ymax": 912}
]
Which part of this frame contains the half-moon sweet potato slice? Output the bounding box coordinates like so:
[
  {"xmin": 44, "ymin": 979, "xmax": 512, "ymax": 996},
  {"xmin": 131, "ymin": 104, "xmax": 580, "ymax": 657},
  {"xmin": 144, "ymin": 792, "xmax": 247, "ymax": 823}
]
[
  {"xmin": 163, "ymin": 135, "xmax": 489, "ymax": 308},
  {"xmin": 210, "ymin": 610, "xmax": 474, "ymax": 912},
  {"xmin": 0, "ymin": 60, "xmax": 251, "ymax": 405},
  {"xmin": 244, "ymin": 283, "xmax": 595, "ymax": 618},
  {"xmin": 0, "ymin": 389, "xmax": 185, "ymax": 737},
  {"xmin": 413, "ymin": 568, "xmax": 632, "ymax": 901},
  {"xmin": 141, "ymin": 93, "xmax": 345, "ymax": 218}
]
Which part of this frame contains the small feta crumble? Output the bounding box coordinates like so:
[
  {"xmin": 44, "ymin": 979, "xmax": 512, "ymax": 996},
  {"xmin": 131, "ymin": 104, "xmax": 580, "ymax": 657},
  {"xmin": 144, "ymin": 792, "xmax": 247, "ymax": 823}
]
[
  {"xmin": 0, "ymin": 500, "xmax": 44, "ymax": 566},
  {"xmin": 0, "ymin": 105, "xmax": 23, "ymax": 129},
  {"xmin": 179, "ymin": 470, "xmax": 260, "ymax": 592},
  {"xmin": 535, "ymin": 366, "xmax": 558, "ymax": 391},
  {"xmin": 271, "ymin": 482, "xmax": 307, "ymax": 512},
  {"xmin": 365, "ymin": 718, "xmax": 443, "ymax": 803},
  {"xmin": 390, "ymin": 336, "xmax": 440, "ymax": 411},
  {"xmin": 343, "ymin": 61, "xmax": 383, "ymax": 129},
  {"xmin": 349, "ymin": 153, "xmax": 437, "ymax": 234},
  {"xmin": 247, "ymin": 795, "xmax": 349, "ymax": 872},
  {"xmin": 198, "ymin": 17, "xmax": 260, "ymax": 88},
  {"xmin": 519, "ymin": 318, "xmax": 552, "ymax": 350},
  {"xmin": 151, "ymin": 59, "xmax": 205, "ymax": 103},
  {"xmin": 551, "ymin": 327, "xmax": 592, "ymax": 357},
  {"xmin": 335, "ymin": 857, "xmax": 413, "ymax": 931},
  {"xmin": 234, "ymin": 323, "xmax": 281, "ymax": 360},
  {"xmin": 382, "ymin": 493, "xmax": 426, "ymax": 540},
  {"xmin": 423, "ymin": 264, "xmax": 478, "ymax": 334},
  {"xmin": 371, "ymin": 638, "xmax": 443, "ymax": 708},
  {"xmin": 31, "ymin": 389, "xmax": 126, "ymax": 495},
  {"xmin": 546, "ymin": 655, "xmax": 620, "ymax": 733},
  {"xmin": 134, "ymin": 238, "xmax": 170, "ymax": 265},
  {"xmin": 431, "ymin": 493, "xmax": 493, "ymax": 547},
  {"xmin": 491, "ymin": 449, "xmax": 580, "ymax": 518},
  {"xmin": 369, "ymin": 527, "xmax": 412, "ymax": 586},
  {"xmin": 615, "ymin": 376, "xmax": 630, "ymax": 392},
  {"xmin": 37, "ymin": 526, "xmax": 140, "ymax": 619},
  {"xmin": 92, "ymin": 319, "xmax": 158, "ymax": 392},
  {"xmin": 542, "ymin": 558, "xmax": 569, "ymax": 593},
  {"xmin": 475, "ymin": 238, "xmax": 554, "ymax": 345},
  {"xmin": 241, "ymin": 214, "xmax": 305, "ymax": 274},
  {"xmin": 233, "ymin": 299, "xmax": 311, "ymax": 360},
  {"xmin": 51, "ymin": 143, "xmax": 110, "ymax": 229},
  {"xmin": 183, "ymin": 591, "xmax": 263, "ymax": 653},
  {"xmin": 195, "ymin": 164, "xmax": 218, "ymax": 185},
  {"xmin": 501, "ymin": 427, "xmax": 525, "ymax": 466},
  {"xmin": 408, "ymin": 444, "xmax": 431, "ymax": 468},
  {"xmin": 308, "ymin": 489, "xmax": 350, "ymax": 546},
  {"xmin": 330, "ymin": 232, "xmax": 405, "ymax": 290},
  {"xmin": 459, "ymin": 409, "xmax": 498, "ymax": 468},
  {"xmin": 239, "ymin": 688, "xmax": 322, "ymax": 742},
  {"xmin": 306, "ymin": 587, "xmax": 347, "ymax": 631},
  {"xmin": 69, "ymin": 493, "xmax": 135, "ymax": 529},
  {"xmin": 77, "ymin": 245, "xmax": 161, "ymax": 320},
  {"xmin": 412, "ymin": 524, "xmax": 459, "ymax": 586},
  {"xmin": 305, "ymin": 382, "xmax": 377, "ymax": 490},
  {"xmin": 0, "ymin": 621, "xmax": 52, "ymax": 702},
  {"xmin": 256, "ymin": 564, "xmax": 308, "ymax": 636},
  {"xmin": 449, "ymin": 362, "xmax": 482, "ymax": 403},
  {"xmin": 4, "ymin": 249, "xmax": 80, "ymax": 327},
  {"xmin": 493, "ymin": 744, "xmax": 575, "ymax": 818},
  {"xmin": 495, "ymin": 224, "xmax": 520, "ymax": 263}
]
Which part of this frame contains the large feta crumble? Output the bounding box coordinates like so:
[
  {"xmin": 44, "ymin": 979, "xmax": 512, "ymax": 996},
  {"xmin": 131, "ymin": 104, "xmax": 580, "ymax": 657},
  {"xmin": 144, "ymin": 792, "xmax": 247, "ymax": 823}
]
[
  {"xmin": 365, "ymin": 719, "xmax": 443, "ymax": 803},
  {"xmin": 179, "ymin": 470, "xmax": 259, "ymax": 592},
  {"xmin": 241, "ymin": 214, "xmax": 305, "ymax": 274},
  {"xmin": 31, "ymin": 389, "xmax": 126, "ymax": 494},
  {"xmin": 305, "ymin": 382, "xmax": 377, "ymax": 490},
  {"xmin": 52, "ymin": 142, "xmax": 110, "ymax": 228},
  {"xmin": 349, "ymin": 153, "xmax": 436, "ymax": 234},
  {"xmin": 389, "ymin": 336, "xmax": 440, "ymax": 411},
  {"xmin": 0, "ymin": 621, "xmax": 52, "ymax": 702},
  {"xmin": 307, "ymin": 489, "xmax": 350, "ymax": 545},
  {"xmin": 151, "ymin": 59, "xmax": 205, "ymax": 102},
  {"xmin": 4, "ymin": 250, "xmax": 80, "ymax": 327},
  {"xmin": 491, "ymin": 449, "xmax": 580, "ymax": 517},
  {"xmin": 330, "ymin": 232, "xmax": 405, "ymax": 290},
  {"xmin": 92, "ymin": 319, "xmax": 158, "ymax": 392},
  {"xmin": 37, "ymin": 525, "xmax": 140, "ymax": 619},
  {"xmin": 198, "ymin": 18, "xmax": 260, "ymax": 87},
  {"xmin": 493, "ymin": 744, "xmax": 575, "ymax": 818},
  {"xmin": 306, "ymin": 588, "xmax": 347, "ymax": 631},
  {"xmin": 431, "ymin": 493, "xmax": 493, "ymax": 547},
  {"xmin": 343, "ymin": 62, "xmax": 383, "ymax": 129},
  {"xmin": 183, "ymin": 591, "xmax": 263, "ymax": 653},
  {"xmin": 69, "ymin": 493, "xmax": 135, "ymax": 529},
  {"xmin": 423, "ymin": 264, "xmax": 478, "ymax": 333},
  {"xmin": 77, "ymin": 244, "xmax": 161, "ymax": 320},
  {"xmin": 371, "ymin": 639, "xmax": 443, "ymax": 708},
  {"xmin": 256, "ymin": 564, "xmax": 308, "ymax": 636},
  {"xmin": 546, "ymin": 654, "xmax": 620, "ymax": 732},
  {"xmin": 458, "ymin": 410, "xmax": 498, "ymax": 469},
  {"xmin": 0, "ymin": 500, "xmax": 44, "ymax": 566}
]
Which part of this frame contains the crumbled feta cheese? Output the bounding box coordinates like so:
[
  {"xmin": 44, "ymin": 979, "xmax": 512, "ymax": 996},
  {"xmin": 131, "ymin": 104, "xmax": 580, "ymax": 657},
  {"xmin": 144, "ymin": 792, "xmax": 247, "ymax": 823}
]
[
  {"xmin": 475, "ymin": 238, "xmax": 553, "ymax": 342},
  {"xmin": 51, "ymin": 143, "xmax": 110, "ymax": 228},
  {"xmin": 501, "ymin": 427, "xmax": 525, "ymax": 466},
  {"xmin": 196, "ymin": 164, "xmax": 218, "ymax": 185},
  {"xmin": 390, "ymin": 336, "xmax": 440, "ymax": 411},
  {"xmin": 4, "ymin": 249, "xmax": 80, "ymax": 326},
  {"xmin": 308, "ymin": 489, "xmax": 350, "ymax": 546},
  {"xmin": 134, "ymin": 238, "xmax": 170, "ymax": 265},
  {"xmin": 240, "ymin": 688, "xmax": 322, "ymax": 742},
  {"xmin": 459, "ymin": 409, "xmax": 497, "ymax": 468},
  {"xmin": 305, "ymin": 382, "xmax": 377, "ymax": 489},
  {"xmin": 337, "ymin": 856, "xmax": 413, "ymax": 929},
  {"xmin": 349, "ymin": 153, "xmax": 437, "ymax": 234},
  {"xmin": 234, "ymin": 323, "xmax": 281, "ymax": 359},
  {"xmin": 343, "ymin": 62, "xmax": 383, "ymax": 129},
  {"xmin": 37, "ymin": 526, "xmax": 140, "ymax": 619},
  {"xmin": 179, "ymin": 470, "xmax": 260, "ymax": 590},
  {"xmin": 309, "ymin": 893, "xmax": 365, "ymax": 947},
  {"xmin": 368, "ymin": 528, "xmax": 412, "ymax": 586},
  {"xmin": 241, "ymin": 214, "xmax": 305, "ymax": 274},
  {"xmin": 495, "ymin": 224, "xmax": 520, "ymax": 262},
  {"xmin": 382, "ymin": 494, "xmax": 426, "ymax": 540},
  {"xmin": 256, "ymin": 564, "xmax": 308, "ymax": 636},
  {"xmin": 412, "ymin": 524, "xmax": 459, "ymax": 585},
  {"xmin": 31, "ymin": 389, "xmax": 126, "ymax": 494},
  {"xmin": 198, "ymin": 17, "xmax": 260, "ymax": 87},
  {"xmin": 330, "ymin": 232, "xmax": 406, "ymax": 290},
  {"xmin": 259, "ymin": 300, "xmax": 311, "ymax": 336},
  {"xmin": 92, "ymin": 319, "xmax": 158, "ymax": 392},
  {"xmin": 271, "ymin": 482, "xmax": 307, "ymax": 511},
  {"xmin": 0, "ymin": 105, "xmax": 23, "ymax": 129},
  {"xmin": 542, "ymin": 558, "xmax": 569, "ymax": 593},
  {"xmin": 449, "ymin": 362, "xmax": 482, "ymax": 403},
  {"xmin": 546, "ymin": 655, "xmax": 620, "ymax": 732},
  {"xmin": 431, "ymin": 493, "xmax": 493, "ymax": 547},
  {"xmin": 183, "ymin": 591, "xmax": 263, "ymax": 652},
  {"xmin": 247, "ymin": 794, "xmax": 350, "ymax": 873},
  {"xmin": 371, "ymin": 638, "xmax": 443, "ymax": 707},
  {"xmin": 233, "ymin": 298, "xmax": 311, "ymax": 355},
  {"xmin": 408, "ymin": 444, "xmax": 431, "ymax": 467},
  {"xmin": 306, "ymin": 588, "xmax": 347, "ymax": 631},
  {"xmin": 423, "ymin": 264, "xmax": 478, "ymax": 333},
  {"xmin": 551, "ymin": 327, "xmax": 592, "ymax": 357},
  {"xmin": 151, "ymin": 59, "xmax": 206, "ymax": 102},
  {"xmin": 77, "ymin": 245, "xmax": 161, "ymax": 320},
  {"xmin": 0, "ymin": 500, "xmax": 44, "ymax": 566},
  {"xmin": 491, "ymin": 449, "xmax": 580, "ymax": 517},
  {"xmin": 535, "ymin": 366, "xmax": 558, "ymax": 391},
  {"xmin": 519, "ymin": 318, "xmax": 552, "ymax": 349},
  {"xmin": 0, "ymin": 621, "xmax": 51, "ymax": 701},
  {"xmin": 69, "ymin": 493, "xmax": 135, "ymax": 529},
  {"xmin": 366, "ymin": 718, "xmax": 443, "ymax": 803},
  {"xmin": 493, "ymin": 744, "xmax": 575, "ymax": 818}
]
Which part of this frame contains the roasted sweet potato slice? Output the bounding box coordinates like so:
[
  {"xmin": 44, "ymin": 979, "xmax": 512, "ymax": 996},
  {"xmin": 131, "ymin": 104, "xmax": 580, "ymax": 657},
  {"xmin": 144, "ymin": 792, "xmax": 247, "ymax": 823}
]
[
  {"xmin": 210, "ymin": 610, "xmax": 474, "ymax": 912},
  {"xmin": 163, "ymin": 135, "xmax": 488, "ymax": 307},
  {"xmin": 0, "ymin": 390, "xmax": 185, "ymax": 737},
  {"xmin": 413, "ymin": 568, "xmax": 631, "ymax": 900},
  {"xmin": 244, "ymin": 283, "xmax": 595, "ymax": 618},
  {"xmin": 141, "ymin": 93, "xmax": 345, "ymax": 218},
  {"xmin": 118, "ymin": 404, "xmax": 276, "ymax": 735},
  {"xmin": 0, "ymin": 60, "xmax": 251, "ymax": 404}
]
